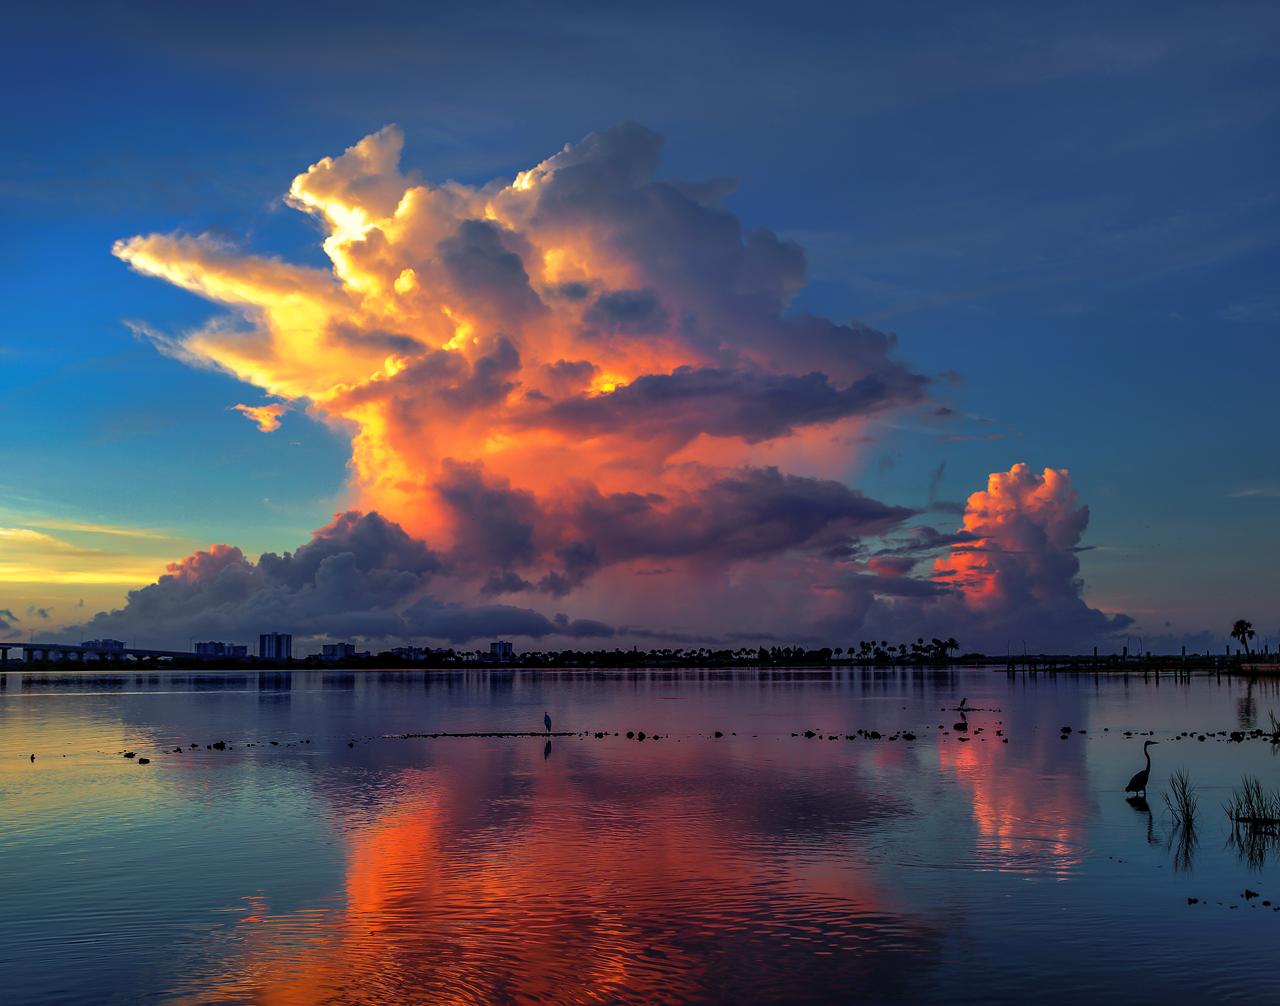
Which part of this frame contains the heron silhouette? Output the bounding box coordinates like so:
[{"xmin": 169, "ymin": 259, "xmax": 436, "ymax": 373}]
[
  {"xmin": 544, "ymin": 711, "xmax": 552, "ymax": 734},
  {"xmin": 1124, "ymin": 740, "xmax": 1159, "ymax": 797}
]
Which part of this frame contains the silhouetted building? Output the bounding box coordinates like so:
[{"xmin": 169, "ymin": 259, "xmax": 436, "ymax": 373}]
[
  {"xmin": 490, "ymin": 640, "xmax": 514, "ymax": 663},
  {"xmin": 195, "ymin": 641, "xmax": 248, "ymax": 659},
  {"xmin": 81, "ymin": 638, "xmax": 125, "ymax": 650},
  {"xmin": 321, "ymin": 642, "xmax": 356, "ymax": 661},
  {"xmin": 390, "ymin": 645, "xmax": 453, "ymax": 661},
  {"xmin": 259, "ymin": 632, "xmax": 293, "ymax": 661}
]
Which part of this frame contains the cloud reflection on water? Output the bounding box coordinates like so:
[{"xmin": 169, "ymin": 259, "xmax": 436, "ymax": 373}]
[{"xmin": 173, "ymin": 741, "xmax": 944, "ymax": 1004}]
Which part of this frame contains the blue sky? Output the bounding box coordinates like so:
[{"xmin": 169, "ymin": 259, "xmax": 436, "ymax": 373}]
[{"xmin": 2, "ymin": 1, "xmax": 1277, "ymax": 647}]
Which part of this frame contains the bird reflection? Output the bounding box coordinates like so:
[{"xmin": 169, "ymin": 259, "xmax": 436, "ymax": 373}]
[
  {"xmin": 1125, "ymin": 795, "xmax": 1158, "ymax": 845},
  {"xmin": 544, "ymin": 739, "xmax": 552, "ymax": 761}
]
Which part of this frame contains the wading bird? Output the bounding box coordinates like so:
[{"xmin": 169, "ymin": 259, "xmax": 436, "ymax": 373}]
[
  {"xmin": 544, "ymin": 711, "xmax": 552, "ymax": 733},
  {"xmin": 1124, "ymin": 740, "xmax": 1159, "ymax": 797}
]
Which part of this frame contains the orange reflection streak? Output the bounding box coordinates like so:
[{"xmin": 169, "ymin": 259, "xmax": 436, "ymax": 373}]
[
  {"xmin": 937, "ymin": 733, "xmax": 1092, "ymax": 877},
  {"xmin": 172, "ymin": 746, "xmax": 918, "ymax": 1005}
]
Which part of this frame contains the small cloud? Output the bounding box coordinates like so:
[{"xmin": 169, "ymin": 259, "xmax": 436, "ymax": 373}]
[
  {"xmin": 937, "ymin": 432, "xmax": 1009, "ymax": 443},
  {"xmin": 15, "ymin": 516, "xmax": 172, "ymax": 540},
  {"xmin": 1220, "ymin": 298, "xmax": 1280, "ymax": 325},
  {"xmin": 231, "ymin": 402, "xmax": 287, "ymax": 432},
  {"xmin": 1227, "ymin": 487, "xmax": 1280, "ymax": 499},
  {"xmin": 927, "ymin": 461, "xmax": 946, "ymax": 504},
  {"xmin": 867, "ymin": 555, "xmax": 916, "ymax": 577},
  {"xmin": 124, "ymin": 319, "xmax": 236, "ymax": 375}
]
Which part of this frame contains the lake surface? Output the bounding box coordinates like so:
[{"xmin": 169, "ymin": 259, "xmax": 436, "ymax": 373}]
[{"xmin": 2, "ymin": 666, "xmax": 1279, "ymax": 1004}]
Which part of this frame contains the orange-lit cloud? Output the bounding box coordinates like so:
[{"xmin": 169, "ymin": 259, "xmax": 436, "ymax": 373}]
[
  {"xmin": 934, "ymin": 463, "xmax": 1091, "ymax": 608},
  {"xmin": 101, "ymin": 127, "xmax": 1132, "ymax": 648},
  {"xmin": 110, "ymin": 124, "xmax": 929, "ymax": 636},
  {"xmin": 231, "ymin": 402, "xmax": 287, "ymax": 432}
]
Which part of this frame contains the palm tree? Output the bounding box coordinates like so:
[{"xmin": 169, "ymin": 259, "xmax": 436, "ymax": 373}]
[{"xmin": 1231, "ymin": 619, "xmax": 1255, "ymax": 657}]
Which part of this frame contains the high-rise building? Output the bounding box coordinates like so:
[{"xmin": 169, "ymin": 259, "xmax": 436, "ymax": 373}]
[
  {"xmin": 259, "ymin": 632, "xmax": 293, "ymax": 661},
  {"xmin": 195, "ymin": 641, "xmax": 248, "ymax": 659},
  {"xmin": 489, "ymin": 640, "xmax": 514, "ymax": 662},
  {"xmin": 321, "ymin": 642, "xmax": 356, "ymax": 661}
]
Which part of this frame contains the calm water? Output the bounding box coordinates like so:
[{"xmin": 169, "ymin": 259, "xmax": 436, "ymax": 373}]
[{"xmin": 2, "ymin": 667, "xmax": 1279, "ymax": 1004}]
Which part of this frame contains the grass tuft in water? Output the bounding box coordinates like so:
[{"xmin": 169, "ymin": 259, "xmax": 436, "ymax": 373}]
[
  {"xmin": 1163, "ymin": 769, "xmax": 1198, "ymax": 829},
  {"xmin": 1223, "ymin": 775, "xmax": 1280, "ymax": 831}
]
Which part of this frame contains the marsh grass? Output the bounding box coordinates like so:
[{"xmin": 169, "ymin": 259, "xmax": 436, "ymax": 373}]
[
  {"xmin": 1223, "ymin": 775, "xmax": 1280, "ymax": 831},
  {"xmin": 1163, "ymin": 769, "xmax": 1198, "ymax": 829},
  {"xmin": 1227, "ymin": 825, "xmax": 1280, "ymax": 870}
]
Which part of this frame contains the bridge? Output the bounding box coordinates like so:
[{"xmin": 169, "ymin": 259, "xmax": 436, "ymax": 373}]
[{"xmin": 0, "ymin": 641, "xmax": 199, "ymax": 664}]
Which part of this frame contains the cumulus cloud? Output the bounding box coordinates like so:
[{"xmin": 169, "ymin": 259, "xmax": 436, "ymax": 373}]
[
  {"xmin": 113, "ymin": 123, "xmax": 926, "ymax": 544},
  {"xmin": 65, "ymin": 512, "xmax": 619, "ymax": 649},
  {"xmin": 0, "ymin": 608, "xmax": 18, "ymax": 633},
  {"xmin": 104, "ymin": 123, "xmax": 936, "ymax": 628},
  {"xmin": 833, "ymin": 464, "xmax": 1130, "ymax": 651},
  {"xmin": 102, "ymin": 125, "xmax": 1128, "ymax": 650}
]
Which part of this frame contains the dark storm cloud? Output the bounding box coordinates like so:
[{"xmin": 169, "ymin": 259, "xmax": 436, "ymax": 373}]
[
  {"xmin": 531, "ymin": 367, "xmax": 918, "ymax": 448},
  {"xmin": 873, "ymin": 524, "xmax": 977, "ymax": 558},
  {"xmin": 67, "ymin": 506, "xmax": 622, "ymax": 647},
  {"xmin": 582, "ymin": 288, "xmax": 670, "ymax": 335},
  {"xmin": 435, "ymin": 459, "xmax": 540, "ymax": 571},
  {"xmin": 539, "ymin": 357, "xmax": 596, "ymax": 395},
  {"xmin": 866, "ymin": 555, "xmax": 918, "ymax": 577},
  {"xmin": 480, "ymin": 570, "xmax": 535, "ymax": 597},
  {"xmin": 436, "ymin": 219, "xmax": 546, "ymax": 324},
  {"xmin": 444, "ymin": 464, "xmax": 917, "ymax": 596},
  {"xmin": 64, "ymin": 511, "xmax": 613, "ymax": 648},
  {"xmin": 527, "ymin": 123, "xmax": 929, "ymax": 390},
  {"xmin": 570, "ymin": 467, "xmax": 913, "ymax": 563},
  {"xmin": 402, "ymin": 597, "xmax": 614, "ymax": 643},
  {"xmin": 332, "ymin": 335, "xmax": 521, "ymax": 419},
  {"xmin": 66, "ymin": 513, "xmax": 437, "ymax": 645}
]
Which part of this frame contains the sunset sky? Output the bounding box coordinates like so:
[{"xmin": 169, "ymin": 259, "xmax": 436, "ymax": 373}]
[{"xmin": 2, "ymin": 2, "xmax": 1277, "ymax": 652}]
